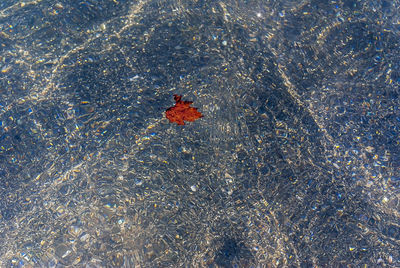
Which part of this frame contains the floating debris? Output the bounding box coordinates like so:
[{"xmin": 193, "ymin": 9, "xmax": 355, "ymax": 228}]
[{"xmin": 165, "ymin": 95, "xmax": 203, "ymax": 125}]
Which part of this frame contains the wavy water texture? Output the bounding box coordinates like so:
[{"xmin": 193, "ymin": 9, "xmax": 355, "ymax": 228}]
[{"xmin": 0, "ymin": 0, "xmax": 399, "ymax": 266}]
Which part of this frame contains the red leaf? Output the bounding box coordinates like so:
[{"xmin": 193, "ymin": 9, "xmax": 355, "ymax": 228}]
[{"xmin": 166, "ymin": 95, "xmax": 203, "ymax": 125}]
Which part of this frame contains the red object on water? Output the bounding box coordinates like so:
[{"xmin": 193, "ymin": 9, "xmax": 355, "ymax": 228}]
[{"xmin": 165, "ymin": 95, "xmax": 203, "ymax": 125}]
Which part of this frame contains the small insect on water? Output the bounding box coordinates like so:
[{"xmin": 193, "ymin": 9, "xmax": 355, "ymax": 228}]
[{"xmin": 165, "ymin": 95, "xmax": 203, "ymax": 125}]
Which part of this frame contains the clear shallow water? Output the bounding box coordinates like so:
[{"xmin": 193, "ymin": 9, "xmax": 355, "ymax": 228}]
[{"xmin": 0, "ymin": 0, "xmax": 399, "ymax": 266}]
